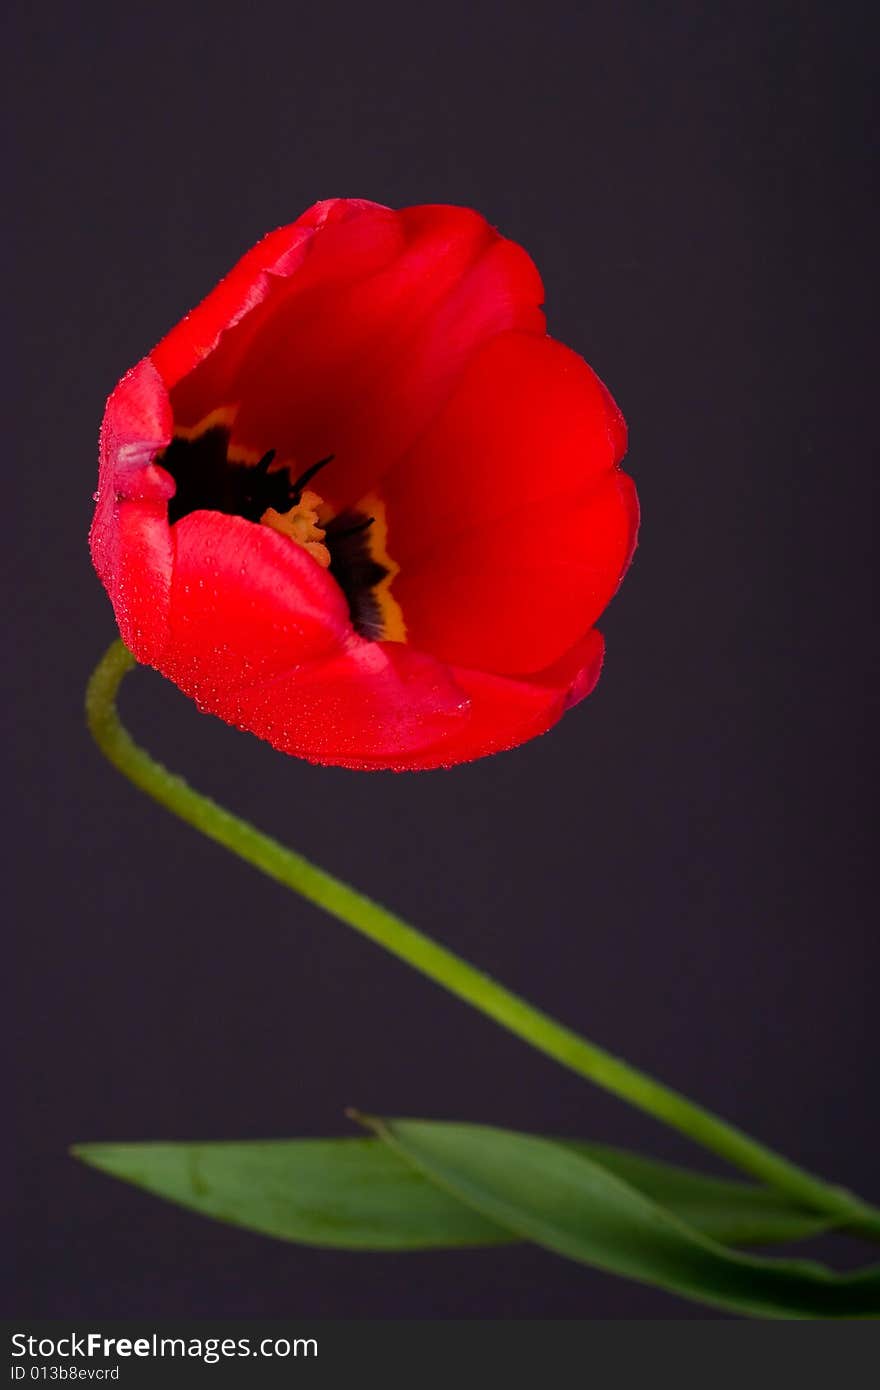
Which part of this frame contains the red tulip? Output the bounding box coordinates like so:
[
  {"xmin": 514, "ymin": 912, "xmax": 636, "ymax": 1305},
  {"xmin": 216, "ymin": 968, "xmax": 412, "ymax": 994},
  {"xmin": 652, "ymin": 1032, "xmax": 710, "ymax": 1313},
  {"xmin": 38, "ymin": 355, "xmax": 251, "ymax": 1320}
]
[{"xmin": 91, "ymin": 200, "xmax": 638, "ymax": 770}]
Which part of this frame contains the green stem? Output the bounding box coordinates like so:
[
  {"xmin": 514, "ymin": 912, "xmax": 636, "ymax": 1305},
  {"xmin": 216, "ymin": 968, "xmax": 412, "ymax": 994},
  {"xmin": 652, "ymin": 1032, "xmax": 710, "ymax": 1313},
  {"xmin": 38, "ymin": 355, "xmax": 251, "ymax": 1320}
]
[{"xmin": 87, "ymin": 637, "xmax": 880, "ymax": 1238}]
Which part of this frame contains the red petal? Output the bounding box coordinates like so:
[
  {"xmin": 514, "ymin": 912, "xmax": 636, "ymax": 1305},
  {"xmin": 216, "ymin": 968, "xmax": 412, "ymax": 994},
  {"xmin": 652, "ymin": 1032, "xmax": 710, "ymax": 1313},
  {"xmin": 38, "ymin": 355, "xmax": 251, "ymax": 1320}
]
[
  {"xmin": 167, "ymin": 204, "xmax": 545, "ymax": 509},
  {"xmin": 166, "ymin": 202, "xmax": 407, "ymax": 428},
  {"xmin": 163, "ymin": 512, "xmax": 352, "ymax": 700},
  {"xmin": 337, "ymin": 628, "xmax": 606, "ymax": 771},
  {"xmin": 429, "ymin": 627, "xmax": 607, "ymax": 769},
  {"xmin": 394, "ymin": 470, "xmax": 639, "ymax": 674},
  {"xmin": 89, "ymin": 358, "xmax": 175, "ymax": 664},
  {"xmin": 382, "ymin": 331, "xmax": 628, "ymax": 573},
  {"xmin": 104, "ymin": 500, "xmax": 175, "ymax": 665},
  {"xmin": 151, "ymin": 199, "xmax": 391, "ymax": 392},
  {"xmin": 202, "ymin": 638, "xmax": 470, "ymax": 767},
  {"xmin": 300, "ymin": 209, "xmax": 546, "ymax": 506},
  {"xmin": 198, "ymin": 627, "xmax": 605, "ymax": 772}
]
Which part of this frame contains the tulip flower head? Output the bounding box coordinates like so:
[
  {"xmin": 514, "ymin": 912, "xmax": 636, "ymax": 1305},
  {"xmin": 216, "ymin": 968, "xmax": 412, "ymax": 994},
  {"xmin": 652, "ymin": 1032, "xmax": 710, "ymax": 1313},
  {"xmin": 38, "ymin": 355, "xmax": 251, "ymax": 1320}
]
[{"xmin": 91, "ymin": 200, "xmax": 638, "ymax": 769}]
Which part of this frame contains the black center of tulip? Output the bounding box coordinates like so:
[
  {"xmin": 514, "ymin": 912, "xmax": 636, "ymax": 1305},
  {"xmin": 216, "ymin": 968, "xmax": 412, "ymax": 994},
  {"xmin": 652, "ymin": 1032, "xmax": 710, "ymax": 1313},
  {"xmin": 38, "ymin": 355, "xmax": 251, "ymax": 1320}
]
[
  {"xmin": 161, "ymin": 425, "xmax": 333, "ymax": 526},
  {"xmin": 158, "ymin": 425, "xmax": 388, "ymax": 640}
]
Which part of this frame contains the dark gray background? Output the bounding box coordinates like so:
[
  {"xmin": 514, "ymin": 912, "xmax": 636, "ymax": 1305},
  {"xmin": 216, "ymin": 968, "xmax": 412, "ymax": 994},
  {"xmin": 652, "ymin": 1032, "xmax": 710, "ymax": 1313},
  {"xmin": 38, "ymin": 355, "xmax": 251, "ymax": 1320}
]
[{"xmin": 5, "ymin": 0, "xmax": 877, "ymax": 1319}]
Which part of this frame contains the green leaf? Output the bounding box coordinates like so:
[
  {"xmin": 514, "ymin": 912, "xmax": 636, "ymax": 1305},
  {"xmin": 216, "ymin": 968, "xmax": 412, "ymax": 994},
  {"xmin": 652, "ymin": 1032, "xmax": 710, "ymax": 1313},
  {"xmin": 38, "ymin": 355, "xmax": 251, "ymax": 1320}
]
[
  {"xmin": 566, "ymin": 1142, "xmax": 831, "ymax": 1246},
  {"xmin": 71, "ymin": 1137, "xmax": 508, "ymax": 1249},
  {"xmin": 366, "ymin": 1119, "xmax": 880, "ymax": 1319},
  {"xmin": 73, "ymin": 1133, "xmax": 832, "ymax": 1256}
]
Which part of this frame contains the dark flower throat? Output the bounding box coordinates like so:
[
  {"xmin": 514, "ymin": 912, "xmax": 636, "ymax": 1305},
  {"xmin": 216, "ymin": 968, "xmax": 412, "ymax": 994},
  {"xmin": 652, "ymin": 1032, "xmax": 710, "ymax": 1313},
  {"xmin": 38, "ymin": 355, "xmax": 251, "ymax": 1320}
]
[{"xmin": 159, "ymin": 423, "xmax": 390, "ymax": 640}]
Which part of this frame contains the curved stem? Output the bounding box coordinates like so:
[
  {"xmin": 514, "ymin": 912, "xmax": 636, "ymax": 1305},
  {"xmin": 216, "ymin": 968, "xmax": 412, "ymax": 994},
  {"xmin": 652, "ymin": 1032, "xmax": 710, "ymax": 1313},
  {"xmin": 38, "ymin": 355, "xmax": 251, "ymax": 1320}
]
[{"xmin": 87, "ymin": 638, "xmax": 880, "ymax": 1238}]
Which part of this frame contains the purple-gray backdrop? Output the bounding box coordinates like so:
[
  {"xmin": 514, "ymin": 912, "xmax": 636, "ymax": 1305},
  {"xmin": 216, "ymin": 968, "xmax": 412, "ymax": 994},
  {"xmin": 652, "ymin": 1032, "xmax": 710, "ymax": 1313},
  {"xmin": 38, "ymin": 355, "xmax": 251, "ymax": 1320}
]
[{"xmin": 6, "ymin": 0, "xmax": 877, "ymax": 1318}]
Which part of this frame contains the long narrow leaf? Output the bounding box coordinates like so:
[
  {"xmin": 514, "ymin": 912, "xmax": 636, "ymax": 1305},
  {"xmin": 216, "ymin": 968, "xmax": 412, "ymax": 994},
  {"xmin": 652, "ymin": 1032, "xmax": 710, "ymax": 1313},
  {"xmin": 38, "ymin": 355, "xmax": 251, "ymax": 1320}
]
[
  {"xmin": 72, "ymin": 1138, "xmax": 507, "ymax": 1249},
  {"xmin": 73, "ymin": 1134, "xmax": 830, "ymax": 1253},
  {"xmin": 366, "ymin": 1119, "xmax": 880, "ymax": 1318},
  {"xmin": 566, "ymin": 1142, "xmax": 830, "ymax": 1246}
]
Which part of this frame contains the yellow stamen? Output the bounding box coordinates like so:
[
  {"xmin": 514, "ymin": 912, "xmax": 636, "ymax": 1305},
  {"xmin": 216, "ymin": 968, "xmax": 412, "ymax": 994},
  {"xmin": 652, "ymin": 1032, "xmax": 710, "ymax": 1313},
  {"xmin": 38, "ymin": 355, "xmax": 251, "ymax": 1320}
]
[{"xmin": 261, "ymin": 489, "xmax": 331, "ymax": 567}]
